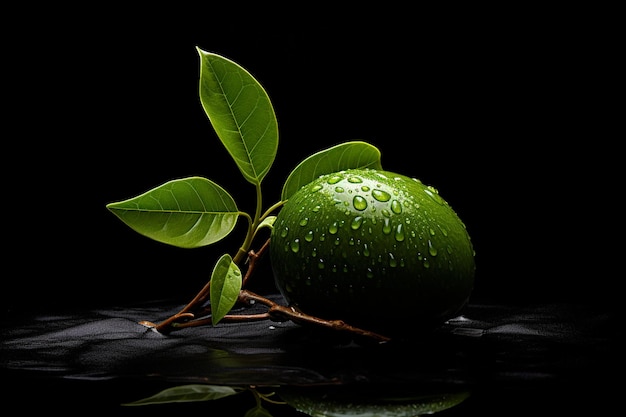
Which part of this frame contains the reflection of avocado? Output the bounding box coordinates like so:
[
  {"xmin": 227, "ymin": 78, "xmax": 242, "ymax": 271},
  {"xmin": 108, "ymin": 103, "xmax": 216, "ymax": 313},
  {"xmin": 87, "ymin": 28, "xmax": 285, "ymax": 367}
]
[{"xmin": 279, "ymin": 384, "xmax": 469, "ymax": 416}]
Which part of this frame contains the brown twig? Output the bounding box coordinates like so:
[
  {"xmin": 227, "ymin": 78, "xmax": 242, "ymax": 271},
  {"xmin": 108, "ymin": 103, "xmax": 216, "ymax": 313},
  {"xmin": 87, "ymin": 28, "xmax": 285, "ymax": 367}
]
[{"xmin": 140, "ymin": 237, "xmax": 391, "ymax": 342}]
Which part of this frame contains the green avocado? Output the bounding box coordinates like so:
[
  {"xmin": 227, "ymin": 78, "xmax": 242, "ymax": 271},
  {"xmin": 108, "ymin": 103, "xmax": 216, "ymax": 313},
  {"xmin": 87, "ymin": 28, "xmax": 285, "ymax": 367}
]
[{"xmin": 270, "ymin": 168, "xmax": 475, "ymax": 335}]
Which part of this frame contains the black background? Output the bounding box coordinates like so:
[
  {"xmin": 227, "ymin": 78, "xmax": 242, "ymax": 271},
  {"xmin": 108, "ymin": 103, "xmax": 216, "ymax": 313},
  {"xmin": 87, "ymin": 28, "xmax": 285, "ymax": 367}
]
[{"xmin": 4, "ymin": 7, "xmax": 619, "ymax": 316}]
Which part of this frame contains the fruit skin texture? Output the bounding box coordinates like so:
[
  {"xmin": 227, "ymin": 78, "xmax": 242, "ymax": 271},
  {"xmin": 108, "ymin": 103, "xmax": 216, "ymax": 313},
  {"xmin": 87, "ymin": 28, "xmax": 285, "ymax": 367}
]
[{"xmin": 270, "ymin": 168, "xmax": 475, "ymax": 334}]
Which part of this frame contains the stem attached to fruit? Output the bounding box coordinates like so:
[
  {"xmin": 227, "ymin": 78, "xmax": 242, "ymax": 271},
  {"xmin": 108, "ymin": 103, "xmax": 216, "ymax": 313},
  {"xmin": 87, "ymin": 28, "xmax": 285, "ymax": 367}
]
[{"xmin": 141, "ymin": 238, "xmax": 391, "ymax": 342}]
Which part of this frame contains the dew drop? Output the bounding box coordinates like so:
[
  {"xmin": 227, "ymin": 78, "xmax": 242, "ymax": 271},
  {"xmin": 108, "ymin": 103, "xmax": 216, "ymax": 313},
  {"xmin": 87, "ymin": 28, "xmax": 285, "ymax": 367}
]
[
  {"xmin": 388, "ymin": 253, "xmax": 398, "ymax": 267},
  {"xmin": 335, "ymin": 186, "xmax": 344, "ymax": 193},
  {"xmin": 299, "ymin": 218, "xmax": 309, "ymax": 226},
  {"xmin": 329, "ymin": 222, "xmax": 339, "ymax": 234},
  {"xmin": 428, "ymin": 239, "xmax": 438, "ymax": 256},
  {"xmin": 424, "ymin": 186, "xmax": 445, "ymax": 204},
  {"xmin": 366, "ymin": 268, "xmax": 374, "ymax": 278},
  {"xmin": 361, "ymin": 185, "xmax": 370, "ymax": 192},
  {"xmin": 353, "ymin": 195, "xmax": 368, "ymax": 211},
  {"xmin": 363, "ymin": 243, "xmax": 370, "ymax": 256},
  {"xmin": 305, "ymin": 230, "xmax": 314, "ymax": 242},
  {"xmin": 317, "ymin": 260, "xmax": 325, "ymax": 269},
  {"xmin": 280, "ymin": 227, "xmax": 289, "ymax": 238},
  {"xmin": 290, "ymin": 239, "xmax": 300, "ymax": 253},
  {"xmin": 310, "ymin": 184, "xmax": 323, "ymax": 192},
  {"xmin": 312, "ymin": 205, "xmax": 321, "ymax": 212},
  {"xmin": 391, "ymin": 200, "xmax": 402, "ymax": 214},
  {"xmin": 395, "ymin": 224, "xmax": 405, "ymax": 242},
  {"xmin": 347, "ymin": 176, "xmax": 363, "ymax": 183},
  {"xmin": 372, "ymin": 189, "xmax": 391, "ymax": 202},
  {"xmin": 351, "ymin": 216, "xmax": 363, "ymax": 230},
  {"xmin": 327, "ymin": 175, "xmax": 342, "ymax": 184},
  {"xmin": 381, "ymin": 209, "xmax": 391, "ymax": 217},
  {"xmin": 429, "ymin": 227, "xmax": 436, "ymax": 236},
  {"xmin": 382, "ymin": 218, "xmax": 392, "ymax": 234}
]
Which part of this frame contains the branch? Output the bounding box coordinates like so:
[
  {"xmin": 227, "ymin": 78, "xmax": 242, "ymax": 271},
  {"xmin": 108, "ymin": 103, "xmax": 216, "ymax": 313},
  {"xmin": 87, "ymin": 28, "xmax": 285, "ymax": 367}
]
[{"xmin": 139, "ymin": 237, "xmax": 391, "ymax": 343}]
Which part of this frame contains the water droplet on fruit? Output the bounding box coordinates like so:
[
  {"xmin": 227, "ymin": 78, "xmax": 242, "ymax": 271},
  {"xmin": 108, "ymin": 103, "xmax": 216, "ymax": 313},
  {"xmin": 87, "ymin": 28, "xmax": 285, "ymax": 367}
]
[
  {"xmin": 361, "ymin": 185, "xmax": 370, "ymax": 192},
  {"xmin": 388, "ymin": 253, "xmax": 397, "ymax": 267},
  {"xmin": 424, "ymin": 186, "xmax": 444, "ymax": 204},
  {"xmin": 280, "ymin": 227, "xmax": 289, "ymax": 238},
  {"xmin": 312, "ymin": 205, "xmax": 321, "ymax": 212},
  {"xmin": 353, "ymin": 195, "xmax": 368, "ymax": 211},
  {"xmin": 310, "ymin": 184, "xmax": 323, "ymax": 192},
  {"xmin": 351, "ymin": 216, "xmax": 363, "ymax": 230},
  {"xmin": 290, "ymin": 239, "xmax": 300, "ymax": 253},
  {"xmin": 395, "ymin": 224, "xmax": 405, "ymax": 241},
  {"xmin": 299, "ymin": 218, "xmax": 308, "ymax": 226},
  {"xmin": 428, "ymin": 239, "xmax": 438, "ymax": 256},
  {"xmin": 329, "ymin": 222, "xmax": 339, "ymax": 234},
  {"xmin": 382, "ymin": 218, "xmax": 392, "ymax": 234},
  {"xmin": 348, "ymin": 176, "xmax": 362, "ymax": 183},
  {"xmin": 305, "ymin": 230, "xmax": 314, "ymax": 242},
  {"xmin": 327, "ymin": 175, "xmax": 342, "ymax": 184},
  {"xmin": 391, "ymin": 200, "xmax": 402, "ymax": 214},
  {"xmin": 335, "ymin": 186, "xmax": 344, "ymax": 193},
  {"xmin": 372, "ymin": 189, "xmax": 391, "ymax": 202},
  {"xmin": 363, "ymin": 243, "xmax": 370, "ymax": 256},
  {"xmin": 317, "ymin": 260, "xmax": 325, "ymax": 269}
]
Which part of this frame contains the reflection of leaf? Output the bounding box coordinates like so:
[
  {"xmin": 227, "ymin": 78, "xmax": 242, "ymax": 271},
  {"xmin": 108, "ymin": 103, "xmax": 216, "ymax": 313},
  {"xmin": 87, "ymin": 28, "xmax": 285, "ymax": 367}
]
[
  {"xmin": 244, "ymin": 405, "xmax": 273, "ymax": 417},
  {"xmin": 106, "ymin": 177, "xmax": 239, "ymax": 249},
  {"xmin": 122, "ymin": 384, "xmax": 241, "ymax": 406},
  {"xmin": 198, "ymin": 48, "xmax": 278, "ymax": 186},
  {"xmin": 210, "ymin": 254, "xmax": 243, "ymax": 325},
  {"xmin": 281, "ymin": 141, "xmax": 383, "ymax": 200}
]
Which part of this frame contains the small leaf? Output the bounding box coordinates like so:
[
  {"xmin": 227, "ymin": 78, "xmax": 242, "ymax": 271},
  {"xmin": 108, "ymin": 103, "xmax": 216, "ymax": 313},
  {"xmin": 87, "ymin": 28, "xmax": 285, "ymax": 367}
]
[
  {"xmin": 122, "ymin": 384, "xmax": 241, "ymax": 406},
  {"xmin": 106, "ymin": 177, "xmax": 239, "ymax": 249},
  {"xmin": 281, "ymin": 141, "xmax": 383, "ymax": 200},
  {"xmin": 198, "ymin": 48, "xmax": 278, "ymax": 185},
  {"xmin": 256, "ymin": 215, "xmax": 277, "ymax": 232},
  {"xmin": 210, "ymin": 254, "xmax": 243, "ymax": 325}
]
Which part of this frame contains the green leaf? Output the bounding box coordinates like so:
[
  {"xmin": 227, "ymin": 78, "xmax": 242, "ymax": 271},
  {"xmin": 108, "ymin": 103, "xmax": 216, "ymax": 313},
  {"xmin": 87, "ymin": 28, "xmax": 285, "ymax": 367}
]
[
  {"xmin": 281, "ymin": 141, "xmax": 383, "ymax": 200},
  {"xmin": 256, "ymin": 215, "xmax": 277, "ymax": 232},
  {"xmin": 210, "ymin": 254, "xmax": 243, "ymax": 325},
  {"xmin": 122, "ymin": 384, "xmax": 241, "ymax": 406},
  {"xmin": 198, "ymin": 48, "xmax": 278, "ymax": 185},
  {"xmin": 106, "ymin": 177, "xmax": 239, "ymax": 249}
]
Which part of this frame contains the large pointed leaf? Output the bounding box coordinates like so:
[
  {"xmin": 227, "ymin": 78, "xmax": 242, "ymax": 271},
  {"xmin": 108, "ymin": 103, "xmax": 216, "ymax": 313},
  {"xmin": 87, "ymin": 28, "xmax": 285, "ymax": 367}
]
[
  {"xmin": 106, "ymin": 177, "xmax": 239, "ymax": 249},
  {"xmin": 281, "ymin": 141, "xmax": 383, "ymax": 200},
  {"xmin": 210, "ymin": 254, "xmax": 242, "ymax": 325},
  {"xmin": 198, "ymin": 48, "xmax": 278, "ymax": 185}
]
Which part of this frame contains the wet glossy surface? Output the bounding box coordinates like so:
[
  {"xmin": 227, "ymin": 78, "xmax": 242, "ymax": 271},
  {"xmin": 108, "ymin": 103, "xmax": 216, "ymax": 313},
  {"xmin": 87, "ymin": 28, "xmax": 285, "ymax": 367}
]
[{"xmin": 1, "ymin": 295, "xmax": 618, "ymax": 415}]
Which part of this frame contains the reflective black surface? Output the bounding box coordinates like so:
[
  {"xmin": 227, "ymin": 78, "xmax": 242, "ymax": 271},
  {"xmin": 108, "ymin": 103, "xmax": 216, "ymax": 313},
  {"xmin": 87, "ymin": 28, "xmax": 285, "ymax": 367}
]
[{"xmin": 1, "ymin": 295, "xmax": 618, "ymax": 415}]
